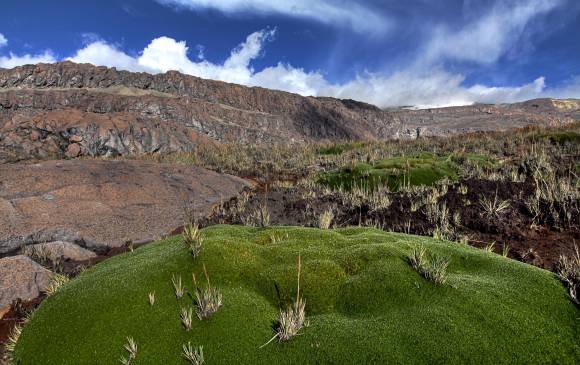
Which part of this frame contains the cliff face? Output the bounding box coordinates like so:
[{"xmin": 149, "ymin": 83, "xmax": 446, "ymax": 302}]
[{"xmin": 0, "ymin": 62, "xmax": 578, "ymax": 162}]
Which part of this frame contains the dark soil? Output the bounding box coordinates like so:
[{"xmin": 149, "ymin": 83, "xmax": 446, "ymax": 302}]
[{"xmin": 201, "ymin": 178, "xmax": 579, "ymax": 271}]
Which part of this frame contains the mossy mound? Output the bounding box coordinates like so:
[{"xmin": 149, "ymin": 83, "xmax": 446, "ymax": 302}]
[
  {"xmin": 318, "ymin": 153, "xmax": 465, "ymax": 190},
  {"xmin": 15, "ymin": 226, "xmax": 579, "ymax": 364}
]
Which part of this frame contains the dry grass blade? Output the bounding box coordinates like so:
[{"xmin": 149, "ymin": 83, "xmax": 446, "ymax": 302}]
[
  {"xmin": 119, "ymin": 337, "xmax": 138, "ymax": 365},
  {"xmin": 44, "ymin": 273, "xmax": 70, "ymax": 296},
  {"xmin": 180, "ymin": 307, "xmax": 193, "ymax": 331},
  {"xmin": 318, "ymin": 209, "xmax": 334, "ymax": 229},
  {"xmin": 183, "ymin": 223, "xmax": 203, "ymax": 258},
  {"xmin": 557, "ymin": 245, "xmax": 580, "ymax": 305},
  {"xmin": 171, "ymin": 274, "xmax": 184, "ymax": 299},
  {"xmin": 182, "ymin": 342, "xmax": 204, "ymax": 365},
  {"xmin": 262, "ymin": 254, "xmax": 307, "ymax": 347},
  {"xmin": 192, "ymin": 265, "xmax": 223, "ymax": 320}
]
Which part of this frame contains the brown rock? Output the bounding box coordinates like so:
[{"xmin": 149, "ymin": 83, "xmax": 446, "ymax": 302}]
[
  {"xmin": 0, "ymin": 159, "xmax": 250, "ymax": 254},
  {"xmin": 65, "ymin": 143, "xmax": 81, "ymax": 158},
  {"xmin": 29, "ymin": 241, "xmax": 97, "ymax": 262},
  {"xmin": 69, "ymin": 135, "xmax": 83, "ymax": 143},
  {"xmin": 0, "ymin": 255, "xmax": 53, "ymax": 311}
]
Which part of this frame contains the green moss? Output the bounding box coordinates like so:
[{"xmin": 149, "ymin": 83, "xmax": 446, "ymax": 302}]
[
  {"xmin": 15, "ymin": 226, "xmax": 579, "ymax": 364},
  {"xmin": 318, "ymin": 153, "xmax": 461, "ymax": 191}
]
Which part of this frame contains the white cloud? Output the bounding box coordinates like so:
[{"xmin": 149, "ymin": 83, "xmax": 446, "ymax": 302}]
[
  {"xmin": 0, "ymin": 51, "xmax": 56, "ymax": 69},
  {"xmin": 0, "ymin": 0, "xmax": 577, "ymax": 109},
  {"xmin": 155, "ymin": 0, "xmax": 390, "ymax": 34},
  {"xmin": 0, "ymin": 30, "xmax": 564, "ymax": 108},
  {"xmin": 424, "ymin": 0, "xmax": 562, "ymax": 64},
  {"xmin": 68, "ymin": 41, "xmax": 143, "ymax": 70},
  {"xmin": 0, "ymin": 33, "xmax": 7, "ymax": 48}
]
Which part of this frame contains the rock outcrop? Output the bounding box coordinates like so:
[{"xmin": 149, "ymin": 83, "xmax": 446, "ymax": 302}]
[
  {"xmin": 0, "ymin": 159, "xmax": 250, "ymax": 255},
  {"xmin": 0, "ymin": 255, "xmax": 52, "ymax": 311},
  {"xmin": 1, "ymin": 62, "xmax": 577, "ymax": 162}
]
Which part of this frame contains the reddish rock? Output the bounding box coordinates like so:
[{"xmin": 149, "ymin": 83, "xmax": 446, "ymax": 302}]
[
  {"xmin": 0, "ymin": 159, "xmax": 250, "ymax": 254},
  {"xmin": 0, "ymin": 255, "xmax": 52, "ymax": 311},
  {"xmin": 65, "ymin": 143, "xmax": 81, "ymax": 158}
]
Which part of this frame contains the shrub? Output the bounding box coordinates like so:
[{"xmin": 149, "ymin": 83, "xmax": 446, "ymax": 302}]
[{"xmin": 182, "ymin": 343, "xmax": 204, "ymax": 365}]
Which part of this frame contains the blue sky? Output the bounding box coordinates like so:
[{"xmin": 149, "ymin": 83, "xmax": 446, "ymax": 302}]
[{"xmin": 0, "ymin": 0, "xmax": 579, "ymax": 107}]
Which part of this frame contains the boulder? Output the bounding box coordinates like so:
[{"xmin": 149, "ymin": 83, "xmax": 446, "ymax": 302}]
[
  {"xmin": 28, "ymin": 241, "xmax": 97, "ymax": 262},
  {"xmin": 0, "ymin": 255, "xmax": 52, "ymax": 311}
]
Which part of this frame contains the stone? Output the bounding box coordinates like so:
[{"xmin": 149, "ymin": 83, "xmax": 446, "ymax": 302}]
[
  {"xmin": 29, "ymin": 241, "xmax": 97, "ymax": 262},
  {"xmin": 0, "ymin": 255, "xmax": 53, "ymax": 311},
  {"xmin": 64, "ymin": 143, "xmax": 81, "ymax": 158},
  {"xmin": 0, "ymin": 159, "xmax": 250, "ymax": 253},
  {"xmin": 69, "ymin": 135, "xmax": 83, "ymax": 142}
]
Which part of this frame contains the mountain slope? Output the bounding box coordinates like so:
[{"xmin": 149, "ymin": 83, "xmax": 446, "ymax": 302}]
[{"xmin": 0, "ymin": 62, "xmax": 578, "ymax": 162}]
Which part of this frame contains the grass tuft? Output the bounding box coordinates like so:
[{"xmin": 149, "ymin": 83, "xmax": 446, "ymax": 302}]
[
  {"xmin": 191, "ymin": 265, "xmax": 222, "ymax": 320},
  {"xmin": 119, "ymin": 337, "xmax": 138, "ymax": 365},
  {"xmin": 44, "ymin": 273, "xmax": 70, "ymax": 296},
  {"xmin": 408, "ymin": 245, "xmax": 450, "ymax": 285},
  {"xmin": 182, "ymin": 342, "xmax": 204, "ymax": 364}
]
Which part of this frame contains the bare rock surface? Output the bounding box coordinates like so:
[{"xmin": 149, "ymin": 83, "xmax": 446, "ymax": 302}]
[
  {"xmin": 28, "ymin": 241, "xmax": 97, "ymax": 262},
  {"xmin": 0, "ymin": 255, "xmax": 52, "ymax": 311},
  {"xmin": 0, "ymin": 159, "xmax": 250, "ymax": 255},
  {"xmin": 1, "ymin": 62, "xmax": 577, "ymax": 162}
]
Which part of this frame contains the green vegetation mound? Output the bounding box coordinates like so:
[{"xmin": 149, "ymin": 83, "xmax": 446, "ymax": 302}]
[
  {"xmin": 318, "ymin": 152, "xmax": 493, "ymax": 190},
  {"xmin": 15, "ymin": 226, "xmax": 579, "ymax": 364}
]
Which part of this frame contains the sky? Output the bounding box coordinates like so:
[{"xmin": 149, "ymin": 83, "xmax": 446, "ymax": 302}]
[{"xmin": 0, "ymin": 0, "xmax": 579, "ymax": 108}]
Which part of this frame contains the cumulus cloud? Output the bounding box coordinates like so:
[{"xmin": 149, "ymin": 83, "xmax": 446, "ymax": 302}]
[
  {"xmin": 0, "ymin": 51, "xmax": 56, "ymax": 69},
  {"xmin": 0, "ymin": 0, "xmax": 577, "ymax": 108},
  {"xmin": 155, "ymin": 0, "xmax": 390, "ymax": 34},
  {"xmin": 0, "ymin": 33, "xmax": 57, "ymax": 69}
]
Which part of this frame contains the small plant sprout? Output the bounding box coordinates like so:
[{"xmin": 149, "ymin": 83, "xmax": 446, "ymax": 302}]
[
  {"xmin": 172, "ymin": 274, "xmax": 185, "ymax": 299},
  {"xmin": 183, "ymin": 223, "xmax": 203, "ymax": 258},
  {"xmin": 191, "ymin": 265, "xmax": 223, "ymax": 320},
  {"xmin": 182, "ymin": 342, "xmax": 204, "ymax": 365},
  {"xmin": 262, "ymin": 254, "xmax": 307, "ymax": 347},
  {"xmin": 148, "ymin": 292, "xmax": 155, "ymax": 306},
  {"xmin": 119, "ymin": 337, "xmax": 138, "ymax": 365},
  {"xmin": 318, "ymin": 209, "xmax": 334, "ymax": 229},
  {"xmin": 44, "ymin": 273, "xmax": 70, "ymax": 296},
  {"xmin": 502, "ymin": 244, "xmax": 511, "ymax": 257},
  {"xmin": 484, "ymin": 242, "xmax": 496, "ymax": 253},
  {"xmin": 180, "ymin": 307, "xmax": 193, "ymax": 331}
]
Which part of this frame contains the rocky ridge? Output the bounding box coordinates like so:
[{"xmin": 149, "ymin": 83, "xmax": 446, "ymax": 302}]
[{"xmin": 1, "ymin": 62, "xmax": 578, "ymax": 162}]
